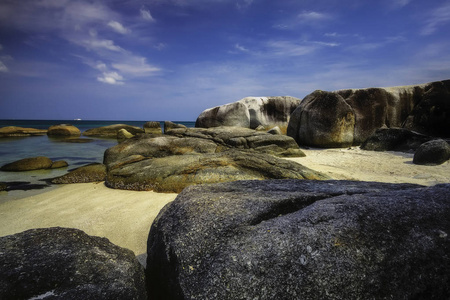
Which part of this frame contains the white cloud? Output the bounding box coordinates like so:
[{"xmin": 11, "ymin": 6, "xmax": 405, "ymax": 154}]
[
  {"xmin": 112, "ymin": 57, "xmax": 160, "ymax": 76},
  {"xmin": 0, "ymin": 60, "xmax": 8, "ymax": 72},
  {"xmin": 297, "ymin": 11, "xmax": 332, "ymax": 22},
  {"xmin": 421, "ymin": 2, "xmax": 450, "ymax": 35},
  {"xmin": 235, "ymin": 43, "xmax": 250, "ymax": 53},
  {"xmin": 107, "ymin": 21, "xmax": 129, "ymax": 34},
  {"xmin": 83, "ymin": 38, "xmax": 124, "ymax": 52},
  {"xmin": 97, "ymin": 71, "xmax": 124, "ymax": 85},
  {"xmin": 266, "ymin": 40, "xmax": 316, "ymax": 56},
  {"xmin": 236, "ymin": 0, "xmax": 253, "ymax": 11},
  {"xmin": 140, "ymin": 7, "xmax": 155, "ymax": 22}
]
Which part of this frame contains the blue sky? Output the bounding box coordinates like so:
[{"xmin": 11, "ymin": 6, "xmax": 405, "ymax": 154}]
[{"xmin": 0, "ymin": 0, "xmax": 449, "ymax": 121}]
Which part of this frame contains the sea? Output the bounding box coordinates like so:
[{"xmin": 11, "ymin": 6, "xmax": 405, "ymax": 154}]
[{"xmin": 0, "ymin": 120, "xmax": 195, "ymax": 201}]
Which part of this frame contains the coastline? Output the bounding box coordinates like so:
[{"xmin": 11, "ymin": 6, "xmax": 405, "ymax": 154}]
[{"xmin": 0, "ymin": 147, "xmax": 448, "ymax": 265}]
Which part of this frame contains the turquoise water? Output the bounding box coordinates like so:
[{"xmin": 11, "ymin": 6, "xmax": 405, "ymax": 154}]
[{"xmin": 0, "ymin": 120, "xmax": 195, "ymax": 200}]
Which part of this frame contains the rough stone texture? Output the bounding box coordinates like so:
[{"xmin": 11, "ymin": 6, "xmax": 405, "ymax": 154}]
[
  {"xmin": 47, "ymin": 124, "xmax": 81, "ymax": 137},
  {"xmin": 146, "ymin": 180, "xmax": 450, "ymax": 300},
  {"xmin": 83, "ymin": 124, "xmax": 144, "ymax": 137},
  {"xmin": 288, "ymin": 80, "xmax": 450, "ymax": 148},
  {"xmin": 0, "ymin": 227, "xmax": 147, "ymax": 300},
  {"xmin": 0, "ymin": 182, "xmax": 7, "ymax": 191},
  {"xmin": 164, "ymin": 121, "xmax": 187, "ymax": 134},
  {"xmin": 267, "ymin": 126, "xmax": 282, "ymax": 135},
  {"xmin": 144, "ymin": 121, "xmax": 162, "ymax": 134},
  {"xmin": 413, "ymin": 139, "xmax": 450, "ymax": 165},
  {"xmin": 0, "ymin": 156, "xmax": 53, "ymax": 171},
  {"xmin": 0, "ymin": 126, "xmax": 47, "ymax": 137},
  {"xmin": 360, "ymin": 128, "xmax": 434, "ymax": 152},
  {"xmin": 287, "ymin": 91, "xmax": 355, "ymax": 147},
  {"xmin": 50, "ymin": 160, "xmax": 69, "ymax": 169},
  {"xmin": 106, "ymin": 150, "xmax": 326, "ymax": 193},
  {"xmin": 117, "ymin": 128, "xmax": 135, "ymax": 142},
  {"xmin": 51, "ymin": 163, "xmax": 106, "ymax": 184},
  {"xmin": 196, "ymin": 96, "xmax": 302, "ymax": 133}
]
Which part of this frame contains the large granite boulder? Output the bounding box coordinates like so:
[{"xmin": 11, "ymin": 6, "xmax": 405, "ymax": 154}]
[
  {"xmin": 1, "ymin": 156, "xmax": 53, "ymax": 171},
  {"xmin": 287, "ymin": 91, "xmax": 355, "ymax": 147},
  {"xmin": 0, "ymin": 227, "xmax": 147, "ymax": 300},
  {"xmin": 51, "ymin": 163, "xmax": 106, "ymax": 184},
  {"xmin": 288, "ymin": 80, "xmax": 450, "ymax": 148},
  {"xmin": 0, "ymin": 126, "xmax": 47, "ymax": 137},
  {"xmin": 413, "ymin": 139, "xmax": 450, "ymax": 165},
  {"xmin": 83, "ymin": 124, "xmax": 144, "ymax": 137},
  {"xmin": 360, "ymin": 128, "xmax": 434, "ymax": 152},
  {"xmin": 196, "ymin": 96, "xmax": 302, "ymax": 133},
  {"xmin": 47, "ymin": 124, "xmax": 81, "ymax": 136},
  {"xmin": 146, "ymin": 180, "xmax": 450, "ymax": 300}
]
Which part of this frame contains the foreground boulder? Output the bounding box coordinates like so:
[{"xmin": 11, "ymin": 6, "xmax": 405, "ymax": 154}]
[
  {"xmin": 413, "ymin": 139, "xmax": 450, "ymax": 165},
  {"xmin": 1, "ymin": 156, "xmax": 53, "ymax": 171},
  {"xmin": 146, "ymin": 180, "xmax": 450, "ymax": 300},
  {"xmin": 51, "ymin": 163, "xmax": 106, "ymax": 184},
  {"xmin": 196, "ymin": 96, "xmax": 301, "ymax": 133},
  {"xmin": 0, "ymin": 227, "xmax": 147, "ymax": 300},
  {"xmin": 47, "ymin": 124, "xmax": 81, "ymax": 136},
  {"xmin": 83, "ymin": 124, "xmax": 144, "ymax": 137},
  {"xmin": 0, "ymin": 126, "xmax": 47, "ymax": 137},
  {"xmin": 288, "ymin": 79, "xmax": 450, "ymax": 147}
]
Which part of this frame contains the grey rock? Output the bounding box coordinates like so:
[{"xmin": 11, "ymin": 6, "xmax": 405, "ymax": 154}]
[
  {"xmin": 83, "ymin": 124, "xmax": 144, "ymax": 137},
  {"xmin": 196, "ymin": 96, "xmax": 302, "ymax": 133},
  {"xmin": 361, "ymin": 128, "xmax": 433, "ymax": 152},
  {"xmin": 1, "ymin": 156, "xmax": 53, "ymax": 171},
  {"xmin": 0, "ymin": 227, "xmax": 147, "ymax": 300},
  {"xmin": 51, "ymin": 163, "xmax": 106, "ymax": 184},
  {"xmin": 146, "ymin": 180, "xmax": 450, "ymax": 300},
  {"xmin": 413, "ymin": 139, "xmax": 450, "ymax": 165},
  {"xmin": 47, "ymin": 124, "xmax": 81, "ymax": 137}
]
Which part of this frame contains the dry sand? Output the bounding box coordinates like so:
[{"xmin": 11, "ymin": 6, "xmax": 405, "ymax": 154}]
[{"xmin": 0, "ymin": 147, "xmax": 448, "ymax": 265}]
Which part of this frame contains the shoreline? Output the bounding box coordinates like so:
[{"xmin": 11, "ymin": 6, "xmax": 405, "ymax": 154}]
[{"xmin": 0, "ymin": 147, "xmax": 448, "ymax": 266}]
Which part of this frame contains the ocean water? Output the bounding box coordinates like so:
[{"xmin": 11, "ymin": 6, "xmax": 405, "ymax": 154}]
[{"xmin": 0, "ymin": 120, "xmax": 195, "ymax": 200}]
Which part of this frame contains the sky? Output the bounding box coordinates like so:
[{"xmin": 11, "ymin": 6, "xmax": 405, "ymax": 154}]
[{"xmin": 0, "ymin": 0, "xmax": 449, "ymax": 121}]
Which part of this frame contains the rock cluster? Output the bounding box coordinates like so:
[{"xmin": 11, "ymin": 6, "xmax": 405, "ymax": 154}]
[
  {"xmin": 146, "ymin": 180, "xmax": 450, "ymax": 300},
  {"xmin": 0, "ymin": 126, "xmax": 47, "ymax": 137},
  {"xmin": 196, "ymin": 96, "xmax": 301, "ymax": 133},
  {"xmin": 144, "ymin": 121, "xmax": 162, "ymax": 134},
  {"xmin": 83, "ymin": 124, "xmax": 144, "ymax": 138},
  {"xmin": 0, "ymin": 156, "xmax": 68, "ymax": 171},
  {"xmin": 288, "ymin": 80, "xmax": 450, "ymax": 147},
  {"xmin": 0, "ymin": 227, "xmax": 147, "ymax": 300},
  {"xmin": 104, "ymin": 127, "xmax": 325, "ymax": 193}
]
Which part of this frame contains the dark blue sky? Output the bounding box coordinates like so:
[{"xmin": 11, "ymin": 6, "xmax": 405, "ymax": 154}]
[{"xmin": 0, "ymin": 0, "xmax": 449, "ymax": 121}]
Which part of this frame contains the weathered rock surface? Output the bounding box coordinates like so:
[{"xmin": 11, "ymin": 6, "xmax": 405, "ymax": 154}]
[
  {"xmin": 104, "ymin": 127, "xmax": 312, "ymax": 192},
  {"xmin": 50, "ymin": 160, "xmax": 69, "ymax": 169},
  {"xmin": 47, "ymin": 124, "xmax": 81, "ymax": 136},
  {"xmin": 146, "ymin": 180, "xmax": 450, "ymax": 300},
  {"xmin": 0, "ymin": 227, "xmax": 147, "ymax": 300},
  {"xmin": 51, "ymin": 163, "xmax": 106, "ymax": 184},
  {"xmin": 117, "ymin": 128, "xmax": 135, "ymax": 142},
  {"xmin": 288, "ymin": 80, "xmax": 450, "ymax": 148},
  {"xmin": 361, "ymin": 128, "xmax": 434, "ymax": 152},
  {"xmin": 0, "ymin": 156, "xmax": 53, "ymax": 171},
  {"xmin": 144, "ymin": 121, "xmax": 162, "ymax": 134},
  {"xmin": 164, "ymin": 121, "xmax": 187, "ymax": 134},
  {"xmin": 413, "ymin": 139, "xmax": 450, "ymax": 165},
  {"xmin": 196, "ymin": 96, "xmax": 302, "ymax": 133},
  {"xmin": 0, "ymin": 126, "xmax": 47, "ymax": 137},
  {"xmin": 83, "ymin": 124, "xmax": 144, "ymax": 137}
]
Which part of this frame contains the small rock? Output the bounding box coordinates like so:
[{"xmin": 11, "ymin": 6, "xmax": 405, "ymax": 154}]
[
  {"xmin": 47, "ymin": 124, "xmax": 81, "ymax": 137},
  {"xmin": 267, "ymin": 126, "xmax": 282, "ymax": 135},
  {"xmin": 51, "ymin": 163, "xmax": 106, "ymax": 184},
  {"xmin": 164, "ymin": 121, "xmax": 187, "ymax": 134},
  {"xmin": 144, "ymin": 121, "xmax": 162, "ymax": 134},
  {"xmin": 413, "ymin": 139, "xmax": 450, "ymax": 165},
  {"xmin": 1, "ymin": 156, "xmax": 53, "ymax": 172},
  {"xmin": 50, "ymin": 160, "xmax": 69, "ymax": 169}
]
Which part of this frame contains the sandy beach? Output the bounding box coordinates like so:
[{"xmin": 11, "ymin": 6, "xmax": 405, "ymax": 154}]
[{"xmin": 0, "ymin": 147, "xmax": 448, "ymax": 265}]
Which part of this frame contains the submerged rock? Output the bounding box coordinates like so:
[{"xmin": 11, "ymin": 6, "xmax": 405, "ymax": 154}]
[
  {"xmin": 83, "ymin": 124, "xmax": 144, "ymax": 138},
  {"xmin": 51, "ymin": 163, "xmax": 106, "ymax": 184},
  {"xmin": 413, "ymin": 139, "xmax": 450, "ymax": 165},
  {"xmin": 0, "ymin": 126, "xmax": 47, "ymax": 137},
  {"xmin": 0, "ymin": 156, "xmax": 53, "ymax": 171},
  {"xmin": 0, "ymin": 227, "xmax": 147, "ymax": 300},
  {"xmin": 47, "ymin": 124, "xmax": 81, "ymax": 136},
  {"xmin": 146, "ymin": 180, "xmax": 450, "ymax": 300}
]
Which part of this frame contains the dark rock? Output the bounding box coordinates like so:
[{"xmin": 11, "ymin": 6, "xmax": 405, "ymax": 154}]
[
  {"xmin": 0, "ymin": 182, "xmax": 7, "ymax": 191},
  {"xmin": 50, "ymin": 160, "xmax": 69, "ymax": 169},
  {"xmin": 287, "ymin": 90, "xmax": 355, "ymax": 148},
  {"xmin": 0, "ymin": 227, "xmax": 147, "ymax": 300},
  {"xmin": 83, "ymin": 124, "xmax": 144, "ymax": 137},
  {"xmin": 164, "ymin": 121, "xmax": 187, "ymax": 134},
  {"xmin": 144, "ymin": 121, "xmax": 162, "ymax": 134},
  {"xmin": 60, "ymin": 138, "xmax": 94, "ymax": 143},
  {"xmin": 51, "ymin": 163, "xmax": 106, "ymax": 184},
  {"xmin": 0, "ymin": 181, "xmax": 49, "ymax": 191},
  {"xmin": 106, "ymin": 150, "xmax": 327, "ymax": 193},
  {"xmin": 0, "ymin": 126, "xmax": 47, "ymax": 137},
  {"xmin": 196, "ymin": 96, "xmax": 302, "ymax": 133},
  {"xmin": 267, "ymin": 126, "xmax": 282, "ymax": 135},
  {"xmin": 146, "ymin": 180, "xmax": 450, "ymax": 300},
  {"xmin": 413, "ymin": 139, "xmax": 450, "ymax": 165},
  {"xmin": 47, "ymin": 124, "xmax": 81, "ymax": 136},
  {"xmin": 361, "ymin": 128, "xmax": 433, "ymax": 152},
  {"xmin": 0, "ymin": 156, "xmax": 53, "ymax": 171}
]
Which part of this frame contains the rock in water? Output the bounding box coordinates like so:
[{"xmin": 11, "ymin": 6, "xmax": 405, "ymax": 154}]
[
  {"xmin": 0, "ymin": 126, "xmax": 47, "ymax": 137},
  {"xmin": 146, "ymin": 180, "xmax": 450, "ymax": 300},
  {"xmin": 0, "ymin": 227, "xmax": 147, "ymax": 300},
  {"xmin": 144, "ymin": 121, "xmax": 162, "ymax": 134},
  {"xmin": 164, "ymin": 121, "xmax": 187, "ymax": 133},
  {"xmin": 83, "ymin": 124, "xmax": 144, "ymax": 137},
  {"xmin": 51, "ymin": 163, "xmax": 106, "ymax": 184},
  {"xmin": 0, "ymin": 156, "xmax": 53, "ymax": 171},
  {"xmin": 47, "ymin": 124, "xmax": 81, "ymax": 137},
  {"xmin": 413, "ymin": 139, "xmax": 450, "ymax": 165}
]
